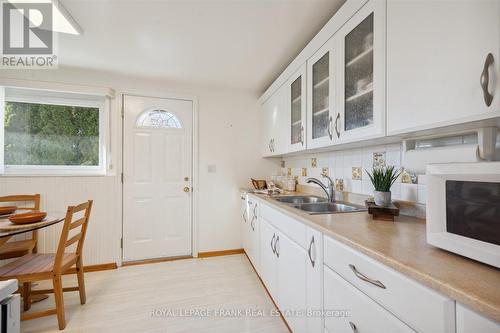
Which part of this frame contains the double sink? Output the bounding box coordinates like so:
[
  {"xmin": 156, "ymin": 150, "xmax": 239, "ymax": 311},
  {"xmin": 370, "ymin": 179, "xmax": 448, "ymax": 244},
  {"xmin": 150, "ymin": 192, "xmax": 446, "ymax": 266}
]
[{"xmin": 272, "ymin": 195, "xmax": 366, "ymax": 215}]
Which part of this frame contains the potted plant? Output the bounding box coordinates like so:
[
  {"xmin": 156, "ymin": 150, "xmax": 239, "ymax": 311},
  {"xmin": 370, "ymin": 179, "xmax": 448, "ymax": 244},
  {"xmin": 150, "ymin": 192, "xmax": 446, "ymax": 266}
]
[{"xmin": 366, "ymin": 166, "xmax": 401, "ymax": 207}]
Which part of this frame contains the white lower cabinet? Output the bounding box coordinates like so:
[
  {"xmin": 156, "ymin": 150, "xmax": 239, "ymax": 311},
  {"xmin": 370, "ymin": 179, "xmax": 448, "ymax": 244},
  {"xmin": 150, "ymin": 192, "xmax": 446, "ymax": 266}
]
[
  {"xmin": 456, "ymin": 303, "xmax": 500, "ymax": 333},
  {"xmin": 242, "ymin": 196, "xmax": 260, "ymax": 273},
  {"xmin": 257, "ymin": 202, "xmax": 324, "ymax": 333},
  {"xmin": 324, "ymin": 265, "xmax": 414, "ymax": 333},
  {"xmin": 324, "ymin": 235, "xmax": 455, "ymax": 333},
  {"xmin": 247, "ymin": 201, "xmax": 496, "ymax": 333},
  {"xmin": 277, "ymin": 231, "xmax": 308, "ymax": 332}
]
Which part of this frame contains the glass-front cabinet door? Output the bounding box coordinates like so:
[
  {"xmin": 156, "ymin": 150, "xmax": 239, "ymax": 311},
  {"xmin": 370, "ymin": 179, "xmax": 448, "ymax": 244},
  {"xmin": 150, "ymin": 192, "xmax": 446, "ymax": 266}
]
[
  {"xmin": 307, "ymin": 37, "xmax": 335, "ymax": 149},
  {"xmin": 336, "ymin": 0, "xmax": 386, "ymax": 143},
  {"xmin": 288, "ymin": 64, "xmax": 307, "ymax": 152}
]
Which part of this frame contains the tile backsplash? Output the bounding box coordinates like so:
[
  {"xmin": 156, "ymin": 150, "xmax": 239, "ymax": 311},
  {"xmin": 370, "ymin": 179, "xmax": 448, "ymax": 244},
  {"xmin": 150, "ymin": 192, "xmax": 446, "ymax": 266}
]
[{"xmin": 280, "ymin": 143, "xmax": 427, "ymax": 205}]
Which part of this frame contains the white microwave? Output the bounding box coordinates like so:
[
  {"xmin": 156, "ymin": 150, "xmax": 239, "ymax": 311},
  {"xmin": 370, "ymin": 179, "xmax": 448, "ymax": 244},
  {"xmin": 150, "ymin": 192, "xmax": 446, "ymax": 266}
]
[{"xmin": 426, "ymin": 162, "xmax": 500, "ymax": 268}]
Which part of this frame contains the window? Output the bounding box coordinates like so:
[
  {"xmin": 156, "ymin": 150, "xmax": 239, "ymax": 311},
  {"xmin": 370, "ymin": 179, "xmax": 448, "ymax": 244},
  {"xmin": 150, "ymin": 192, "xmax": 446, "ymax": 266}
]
[
  {"xmin": 1, "ymin": 87, "xmax": 109, "ymax": 175},
  {"xmin": 136, "ymin": 109, "xmax": 182, "ymax": 129}
]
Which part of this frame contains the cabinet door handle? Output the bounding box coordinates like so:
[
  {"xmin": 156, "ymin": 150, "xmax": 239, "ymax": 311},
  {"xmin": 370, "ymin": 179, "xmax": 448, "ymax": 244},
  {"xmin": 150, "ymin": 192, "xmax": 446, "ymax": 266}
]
[
  {"xmin": 327, "ymin": 115, "xmax": 333, "ymax": 140},
  {"xmin": 300, "ymin": 125, "xmax": 304, "ymax": 146},
  {"xmin": 268, "ymin": 140, "xmax": 272, "ymax": 153},
  {"xmin": 349, "ymin": 321, "xmax": 358, "ymax": 333},
  {"xmin": 250, "ymin": 216, "xmax": 255, "ymax": 231},
  {"xmin": 271, "ymin": 234, "xmax": 276, "ymax": 254},
  {"xmin": 349, "ymin": 264, "xmax": 386, "ymax": 289},
  {"xmin": 275, "ymin": 235, "xmax": 280, "ymax": 258},
  {"xmin": 334, "ymin": 113, "xmax": 341, "ymax": 138},
  {"xmin": 242, "ymin": 209, "xmax": 247, "ymax": 223},
  {"xmin": 307, "ymin": 235, "xmax": 316, "ymax": 267},
  {"xmin": 272, "ymin": 139, "xmax": 275, "ymax": 152},
  {"xmin": 480, "ymin": 53, "xmax": 494, "ymax": 107}
]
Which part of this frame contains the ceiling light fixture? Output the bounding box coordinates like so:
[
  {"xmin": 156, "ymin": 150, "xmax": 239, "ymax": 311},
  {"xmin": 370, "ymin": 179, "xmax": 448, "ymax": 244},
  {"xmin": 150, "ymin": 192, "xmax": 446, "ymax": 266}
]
[{"xmin": 6, "ymin": 0, "xmax": 83, "ymax": 35}]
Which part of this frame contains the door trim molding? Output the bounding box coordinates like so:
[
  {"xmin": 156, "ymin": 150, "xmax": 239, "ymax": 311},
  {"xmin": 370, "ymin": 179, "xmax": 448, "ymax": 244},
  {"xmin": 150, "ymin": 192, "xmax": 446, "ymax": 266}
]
[{"xmin": 119, "ymin": 90, "xmax": 199, "ymax": 265}]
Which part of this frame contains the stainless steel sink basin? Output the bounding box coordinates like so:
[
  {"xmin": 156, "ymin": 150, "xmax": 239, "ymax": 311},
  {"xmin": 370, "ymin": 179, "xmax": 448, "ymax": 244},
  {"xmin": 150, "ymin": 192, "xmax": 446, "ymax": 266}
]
[
  {"xmin": 273, "ymin": 195, "xmax": 365, "ymax": 214},
  {"xmin": 273, "ymin": 196, "xmax": 327, "ymax": 205},
  {"xmin": 294, "ymin": 202, "xmax": 366, "ymax": 214}
]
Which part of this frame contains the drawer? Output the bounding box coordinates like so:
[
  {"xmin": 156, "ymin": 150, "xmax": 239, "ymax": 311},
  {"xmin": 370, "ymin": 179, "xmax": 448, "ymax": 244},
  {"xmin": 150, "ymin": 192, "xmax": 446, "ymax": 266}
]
[
  {"xmin": 260, "ymin": 202, "xmax": 307, "ymax": 249},
  {"xmin": 324, "ymin": 265, "xmax": 414, "ymax": 333},
  {"xmin": 324, "ymin": 235, "xmax": 455, "ymax": 332}
]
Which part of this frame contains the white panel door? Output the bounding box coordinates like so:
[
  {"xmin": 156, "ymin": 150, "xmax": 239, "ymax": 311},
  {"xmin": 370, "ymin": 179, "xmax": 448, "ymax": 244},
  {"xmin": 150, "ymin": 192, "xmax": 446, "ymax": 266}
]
[
  {"xmin": 123, "ymin": 95, "xmax": 193, "ymax": 262},
  {"xmin": 277, "ymin": 231, "xmax": 308, "ymax": 333}
]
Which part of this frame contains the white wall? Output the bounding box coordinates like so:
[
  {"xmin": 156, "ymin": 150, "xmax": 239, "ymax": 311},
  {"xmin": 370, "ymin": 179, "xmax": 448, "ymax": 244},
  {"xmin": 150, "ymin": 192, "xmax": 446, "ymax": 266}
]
[{"xmin": 0, "ymin": 67, "xmax": 279, "ymax": 264}]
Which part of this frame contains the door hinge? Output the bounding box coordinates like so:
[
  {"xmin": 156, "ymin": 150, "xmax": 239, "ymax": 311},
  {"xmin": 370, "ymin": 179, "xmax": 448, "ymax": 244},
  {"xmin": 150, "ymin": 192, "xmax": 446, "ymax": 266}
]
[
  {"xmin": 121, "ymin": 173, "xmax": 124, "ymax": 183},
  {"xmin": 120, "ymin": 238, "xmax": 123, "ymax": 249}
]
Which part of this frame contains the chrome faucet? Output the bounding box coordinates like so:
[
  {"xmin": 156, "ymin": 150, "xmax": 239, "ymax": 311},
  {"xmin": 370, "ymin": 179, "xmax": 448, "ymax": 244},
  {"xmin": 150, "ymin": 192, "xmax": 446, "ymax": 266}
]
[{"xmin": 306, "ymin": 173, "xmax": 335, "ymax": 202}]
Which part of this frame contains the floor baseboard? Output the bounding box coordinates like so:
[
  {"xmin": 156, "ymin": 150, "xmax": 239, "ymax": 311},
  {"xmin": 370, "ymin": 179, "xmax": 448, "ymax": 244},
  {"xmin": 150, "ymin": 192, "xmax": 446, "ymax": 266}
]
[
  {"xmin": 197, "ymin": 248, "xmax": 245, "ymax": 258},
  {"xmin": 64, "ymin": 262, "xmax": 117, "ymax": 275},
  {"xmin": 122, "ymin": 255, "xmax": 193, "ymax": 267}
]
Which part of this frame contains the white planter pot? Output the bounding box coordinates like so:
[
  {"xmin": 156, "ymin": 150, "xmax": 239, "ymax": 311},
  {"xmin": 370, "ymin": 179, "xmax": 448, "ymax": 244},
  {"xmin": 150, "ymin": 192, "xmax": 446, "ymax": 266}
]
[{"xmin": 374, "ymin": 191, "xmax": 391, "ymax": 207}]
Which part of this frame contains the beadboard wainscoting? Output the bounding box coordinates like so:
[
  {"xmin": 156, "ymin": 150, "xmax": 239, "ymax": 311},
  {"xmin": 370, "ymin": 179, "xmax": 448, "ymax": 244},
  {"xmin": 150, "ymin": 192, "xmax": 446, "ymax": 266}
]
[{"xmin": 0, "ymin": 176, "xmax": 121, "ymax": 265}]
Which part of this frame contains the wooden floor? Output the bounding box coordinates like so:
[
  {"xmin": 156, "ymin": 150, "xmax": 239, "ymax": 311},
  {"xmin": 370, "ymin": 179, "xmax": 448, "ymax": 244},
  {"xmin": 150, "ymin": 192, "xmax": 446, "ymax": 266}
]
[{"xmin": 21, "ymin": 254, "xmax": 288, "ymax": 333}]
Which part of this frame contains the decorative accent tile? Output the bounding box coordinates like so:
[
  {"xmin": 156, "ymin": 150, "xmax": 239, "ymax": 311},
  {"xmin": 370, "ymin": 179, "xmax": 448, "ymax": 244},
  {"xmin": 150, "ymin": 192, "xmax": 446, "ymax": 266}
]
[
  {"xmin": 352, "ymin": 167, "xmax": 362, "ymax": 180},
  {"xmin": 401, "ymin": 168, "xmax": 418, "ymax": 184},
  {"xmin": 335, "ymin": 179, "xmax": 344, "ymax": 192},
  {"xmin": 322, "ymin": 167, "xmax": 329, "ymax": 176},
  {"xmin": 373, "ymin": 152, "xmax": 386, "ymax": 168},
  {"xmin": 302, "ymin": 168, "xmax": 307, "ymax": 177},
  {"xmin": 280, "ymin": 160, "xmax": 285, "ymax": 168},
  {"xmin": 311, "ymin": 158, "xmax": 317, "ymax": 168},
  {"xmin": 287, "ymin": 167, "xmax": 292, "ymax": 176}
]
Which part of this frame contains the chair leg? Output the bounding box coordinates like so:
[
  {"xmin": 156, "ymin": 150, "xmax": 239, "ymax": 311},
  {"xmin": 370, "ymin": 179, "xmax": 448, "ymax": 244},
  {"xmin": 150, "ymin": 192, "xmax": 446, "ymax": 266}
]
[
  {"xmin": 52, "ymin": 275, "xmax": 66, "ymax": 330},
  {"xmin": 76, "ymin": 257, "xmax": 86, "ymax": 305},
  {"xmin": 23, "ymin": 282, "xmax": 31, "ymax": 311}
]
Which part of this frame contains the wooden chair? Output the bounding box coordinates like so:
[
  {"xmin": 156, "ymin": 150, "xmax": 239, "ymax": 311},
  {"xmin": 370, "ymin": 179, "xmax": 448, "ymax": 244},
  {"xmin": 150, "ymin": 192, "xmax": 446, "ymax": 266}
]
[
  {"xmin": 0, "ymin": 200, "xmax": 93, "ymax": 330},
  {"xmin": 0, "ymin": 194, "xmax": 41, "ymax": 259}
]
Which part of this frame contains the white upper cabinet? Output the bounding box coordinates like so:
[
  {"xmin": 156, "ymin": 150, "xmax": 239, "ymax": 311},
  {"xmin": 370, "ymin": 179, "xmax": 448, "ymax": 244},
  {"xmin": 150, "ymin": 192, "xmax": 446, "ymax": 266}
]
[
  {"xmin": 262, "ymin": 84, "xmax": 288, "ymax": 157},
  {"xmin": 307, "ymin": 37, "xmax": 337, "ymax": 149},
  {"xmin": 387, "ymin": 0, "xmax": 500, "ymax": 135},
  {"xmin": 336, "ymin": 0, "xmax": 386, "ymax": 143},
  {"xmin": 288, "ymin": 64, "xmax": 307, "ymax": 152}
]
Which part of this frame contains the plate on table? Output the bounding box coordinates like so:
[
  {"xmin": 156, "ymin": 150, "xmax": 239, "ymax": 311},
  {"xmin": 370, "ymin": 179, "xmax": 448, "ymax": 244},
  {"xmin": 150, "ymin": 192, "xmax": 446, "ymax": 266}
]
[
  {"xmin": 0, "ymin": 206, "xmax": 17, "ymax": 216},
  {"xmin": 9, "ymin": 211, "xmax": 47, "ymax": 224}
]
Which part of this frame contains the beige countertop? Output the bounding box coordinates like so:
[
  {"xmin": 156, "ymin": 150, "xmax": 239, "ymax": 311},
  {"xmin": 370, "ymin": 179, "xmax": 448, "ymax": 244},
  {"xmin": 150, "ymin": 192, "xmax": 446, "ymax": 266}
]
[{"xmin": 249, "ymin": 193, "xmax": 500, "ymax": 323}]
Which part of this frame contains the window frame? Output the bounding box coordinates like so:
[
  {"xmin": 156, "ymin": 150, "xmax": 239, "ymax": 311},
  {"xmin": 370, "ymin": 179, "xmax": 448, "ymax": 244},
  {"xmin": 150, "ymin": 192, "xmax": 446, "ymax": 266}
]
[{"xmin": 2, "ymin": 91, "xmax": 109, "ymax": 176}]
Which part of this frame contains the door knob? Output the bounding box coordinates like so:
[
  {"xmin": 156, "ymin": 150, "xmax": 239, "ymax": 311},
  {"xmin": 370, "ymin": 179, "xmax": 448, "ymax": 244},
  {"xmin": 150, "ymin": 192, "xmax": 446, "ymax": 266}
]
[{"xmin": 183, "ymin": 187, "xmax": 190, "ymax": 193}]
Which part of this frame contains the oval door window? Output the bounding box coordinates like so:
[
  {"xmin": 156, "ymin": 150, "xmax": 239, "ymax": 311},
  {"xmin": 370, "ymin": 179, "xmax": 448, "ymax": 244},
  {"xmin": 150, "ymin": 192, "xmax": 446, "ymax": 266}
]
[{"xmin": 136, "ymin": 109, "xmax": 182, "ymax": 129}]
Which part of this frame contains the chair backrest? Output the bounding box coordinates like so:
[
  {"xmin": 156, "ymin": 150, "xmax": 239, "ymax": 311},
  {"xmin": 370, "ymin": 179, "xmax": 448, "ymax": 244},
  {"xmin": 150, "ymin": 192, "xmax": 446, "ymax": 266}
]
[
  {"xmin": 54, "ymin": 200, "xmax": 93, "ymax": 271},
  {"xmin": 0, "ymin": 194, "xmax": 40, "ymax": 210}
]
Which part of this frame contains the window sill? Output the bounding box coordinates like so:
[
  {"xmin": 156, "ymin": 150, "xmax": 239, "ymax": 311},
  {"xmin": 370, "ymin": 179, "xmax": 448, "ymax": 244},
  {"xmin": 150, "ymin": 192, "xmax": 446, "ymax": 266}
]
[{"xmin": 1, "ymin": 167, "xmax": 112, "ymax": 177}]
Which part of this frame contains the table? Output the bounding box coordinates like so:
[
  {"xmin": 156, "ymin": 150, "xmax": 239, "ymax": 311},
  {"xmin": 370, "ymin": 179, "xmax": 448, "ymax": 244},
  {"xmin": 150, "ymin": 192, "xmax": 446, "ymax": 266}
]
[
  {"xmin": 0, "ymin": 213, "xmax": 65, "ymax": 304},
  {"xmin": 0, "ymin": 213, "xmax": 65, "ymax": 247}
]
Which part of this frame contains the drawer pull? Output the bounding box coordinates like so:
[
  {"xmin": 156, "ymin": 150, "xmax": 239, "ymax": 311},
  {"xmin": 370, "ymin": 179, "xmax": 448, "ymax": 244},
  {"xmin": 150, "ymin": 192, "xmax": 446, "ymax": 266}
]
[
  {"xmin": 349, "ymin": 264, "xmax": 386, "ymax": 289},
  {"xmin": 349, "ymin": 321, "xmax": 358, "ymax": 333},
  {"xmin": 307, "ymin": 235, "xmax": 316, "ymax": 267}
]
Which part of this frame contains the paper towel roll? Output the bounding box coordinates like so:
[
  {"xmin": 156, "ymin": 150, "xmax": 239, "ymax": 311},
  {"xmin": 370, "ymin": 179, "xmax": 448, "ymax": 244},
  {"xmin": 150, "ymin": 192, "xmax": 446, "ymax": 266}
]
[{"xmin": 403, "ymin": 144, "xmax": 480, "ymax": 174}]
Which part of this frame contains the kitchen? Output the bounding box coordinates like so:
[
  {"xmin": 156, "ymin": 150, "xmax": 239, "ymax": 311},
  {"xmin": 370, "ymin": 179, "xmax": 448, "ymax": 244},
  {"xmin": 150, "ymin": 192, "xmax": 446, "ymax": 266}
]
[{"xmin": 0, "ymin": 0, "xmax": 498, "ymax": 332}]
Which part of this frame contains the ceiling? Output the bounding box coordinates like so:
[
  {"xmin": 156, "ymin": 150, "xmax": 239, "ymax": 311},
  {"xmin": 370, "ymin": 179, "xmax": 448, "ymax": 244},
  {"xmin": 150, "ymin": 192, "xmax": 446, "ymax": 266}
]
[{"xmin": 59, "ymin": 0, "xmax": 345, "ymax": 93}]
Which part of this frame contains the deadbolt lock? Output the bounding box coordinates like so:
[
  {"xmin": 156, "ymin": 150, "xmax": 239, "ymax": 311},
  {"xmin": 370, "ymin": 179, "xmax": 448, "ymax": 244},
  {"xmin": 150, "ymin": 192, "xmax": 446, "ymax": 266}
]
[{"xmin": 184, "ymin": 177, "xmax": 189, "ymax": 181}]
